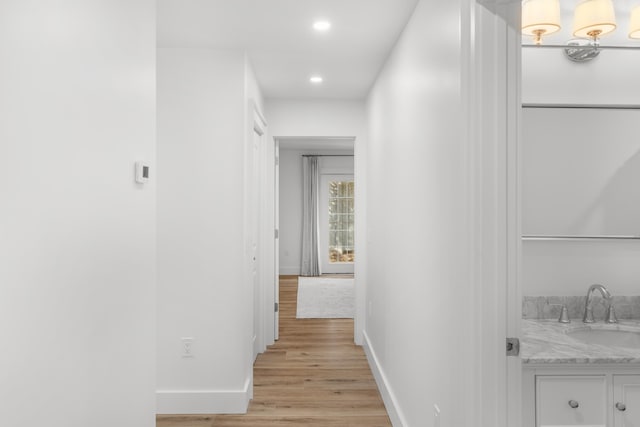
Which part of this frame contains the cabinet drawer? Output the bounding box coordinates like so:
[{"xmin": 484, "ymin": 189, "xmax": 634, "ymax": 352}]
[{"xmin": 536, "ymin": 375, "xmax": 606, "ymax": 427}]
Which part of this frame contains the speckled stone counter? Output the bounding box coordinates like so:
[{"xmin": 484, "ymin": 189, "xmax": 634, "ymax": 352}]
[{"xmin": 521, "ymin": 319, "xmax": 640, "ymax": 364}]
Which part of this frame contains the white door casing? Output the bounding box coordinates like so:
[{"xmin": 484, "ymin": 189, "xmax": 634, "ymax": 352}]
[
  {"xmin": 274, "ymin": 141, "xmax": 280, "ymax": 340},
  {"xmin": 468, "ymin": 1, "xmax": 522, "ymax": 426},
  {"xmin": 249, "ymin": 101, "xmax": 271, "ymax": 362}
]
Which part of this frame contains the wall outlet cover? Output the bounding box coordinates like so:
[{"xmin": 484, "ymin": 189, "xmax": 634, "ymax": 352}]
[{"xmin": 181, "ymin": 337, "xmax": 194, "ymax": 358}]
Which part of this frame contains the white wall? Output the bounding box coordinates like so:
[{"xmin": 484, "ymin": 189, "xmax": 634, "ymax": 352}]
[
  {"xmin": 279, "ymin": 151, "xmax": 354, "ymax": 275},
  {"xmin": 522, "ymin": 48, "xmax": 640, "ymax": 297},
  {"xmin": 266, "ymin": 99, "xmax": 366, "ymax": 138},
  {"xmin": 157, "ymin": 48, "xmax": 261, "ymax": 413},
  {"xmin": 0, "ymin": 1, "xmax": 156, "ymax": 426},
  {"xmin": 522, "ymin": 48, "xmax": 640, "ymax": 106},
  {"xmin": 364, "ymin": 1, "xmax": 478, "ymax": 425}
]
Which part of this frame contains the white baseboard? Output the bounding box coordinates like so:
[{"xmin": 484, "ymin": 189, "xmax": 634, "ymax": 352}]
[
  {"xmin": 362, "ymin": 331, "xmax": 407, "ymax": 427},
  {"xmin": 156, "ymin": 376, "xmax": 251, "ymax": 415},
  {"xmin": 279, "ymin": 266, "xmax": 300, "ymax": 275}
]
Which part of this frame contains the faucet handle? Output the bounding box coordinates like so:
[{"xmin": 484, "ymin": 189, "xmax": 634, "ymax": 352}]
[
  {"xmin": 606, "ymin": 304, "xmax": 618, "ymax": 324},
  {"xmin": 550, "ymin": 304, "xmax": 571, "ymax": 323}
]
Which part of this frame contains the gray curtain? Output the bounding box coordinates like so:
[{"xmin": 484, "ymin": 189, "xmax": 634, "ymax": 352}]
[{"xmin": 301, "ymin": 156, "xmax": 321, "ymax": 276}]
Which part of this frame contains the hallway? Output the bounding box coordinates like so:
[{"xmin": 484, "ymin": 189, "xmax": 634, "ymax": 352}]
[{"xmin": 157, "ymin": 276, "xmax": 391, "ymax": 427}]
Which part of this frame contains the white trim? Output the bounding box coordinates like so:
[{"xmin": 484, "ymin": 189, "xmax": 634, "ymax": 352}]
[
  {"xmin": 353, "ymin": 136, "xmax": 366, "ymax": 345},
  {"xmin": 252, "ymin": 99, "xmax": 268, "ymax": 131},
  {"xmin": 503, "ymin": 4, "xmax": 524, "ymax": 427},
  {"xmin": 362, "ymin": 331, "xmax": 407, "ymax": 427},
  {"xmin": 467, "ymin": 1, "xmax": 522, "ymax": 425},
  {"xmin": 252, "ymin": 334, "xmax": 257, "ymax": 363},
  {"xmin": 276, "ymin": 136, "xmax": 355, "ymax": 141},
  {"xmin": 253, "ymin": 100, "xmax": 276, "ymax": 349},
  {"xmin": 156, "ymin": 377, "xmax": 252, "ymax": 415},
  {"xmin": 250, "ymin": 99, "xmax": 276, "ymax": 355},
  {"xmin": 273, "ymin": 135, "xmax": 365, "ymax": 345},
  {"xmin": 273, "ymin": 139, "xmax": 280, "ymax": 341}
]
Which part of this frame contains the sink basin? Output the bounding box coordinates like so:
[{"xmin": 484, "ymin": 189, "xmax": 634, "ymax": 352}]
[{"xmin": 567, "ymin": 327, "xmax": 640, "ymax": 349}]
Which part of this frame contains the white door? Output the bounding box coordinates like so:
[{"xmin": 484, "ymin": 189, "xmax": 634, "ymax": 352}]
[
  {"xmin": 251, "ymin": 128, "xmax": 261, "ymax": 362},
  {"xmin": 319, "ymin": 174, "xmax": 354, "ymax": 274}
]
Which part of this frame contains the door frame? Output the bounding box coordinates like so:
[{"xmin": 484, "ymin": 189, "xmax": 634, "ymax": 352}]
[
  {"xmin": 270, "ymin": 136, "xmax": 362, "ymax": 344},
  {"xmin": 248, "ymin": 100, "xmax": 274, "ymax": 356},
  {"xmin": 469, "ymin": 0, "xmax": 522, "ymax": 425},
  {"xmin": 273, "ymin": 140, "xmax": 280, "ymax": 341}
]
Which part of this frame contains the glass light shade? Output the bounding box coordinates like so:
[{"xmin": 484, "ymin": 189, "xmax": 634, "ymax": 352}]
[
  {"xmin": 630, "ymin": 6, "xmax": 640, "ymax": 39},
  {"xmin": 573, "ymin": 0, "xmax": 617, "ymax": 39},
  {"xmin": 522, "ymin": 0, "xmax": 562, "ymax": 43}
]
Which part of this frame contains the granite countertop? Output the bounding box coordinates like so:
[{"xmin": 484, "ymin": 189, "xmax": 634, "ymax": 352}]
[{"xmin": 521, "ymin": 319, "xmax": 640, "ymax": 364}]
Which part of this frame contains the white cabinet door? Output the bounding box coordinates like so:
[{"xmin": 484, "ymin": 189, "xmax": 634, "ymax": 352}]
[
  {"xmin": 613, "ymin": 375, "xmax": 640, "ymax": 427},
  {"xmin": 536, "ymin": 375, "xmax": 607, "ymax": 427}
]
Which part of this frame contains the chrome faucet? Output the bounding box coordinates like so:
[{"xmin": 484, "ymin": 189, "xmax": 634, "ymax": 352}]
[{"xmin": 583, "ymin": 284, "xmax": 617, "ymax": 323}]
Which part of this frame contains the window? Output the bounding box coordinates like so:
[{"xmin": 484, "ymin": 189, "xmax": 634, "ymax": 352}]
[{"xmin": 328, "ymin": 180, "xmax": 354, "ymax": 263}]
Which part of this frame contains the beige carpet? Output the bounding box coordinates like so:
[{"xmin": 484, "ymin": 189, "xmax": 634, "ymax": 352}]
[{"xmin": 296, "ymin": 276, "xmax": 355, "ymax": 319}]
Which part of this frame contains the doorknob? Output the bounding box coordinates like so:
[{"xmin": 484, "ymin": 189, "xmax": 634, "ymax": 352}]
[
  {"xmin": 568, "ymin": 400, "xmax": 579, "ymax": 409},
  {"xmin": 616, "ymin": 402, "xmax": 627, "ymax": 412}
]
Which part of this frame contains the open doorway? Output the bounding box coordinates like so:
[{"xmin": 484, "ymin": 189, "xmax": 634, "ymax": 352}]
[
  {"xmin": 277, "ymin": 138, "xmax": 355, "ymax": 274},
  {"xmin": 275, "ymin": 137, "xmax": 356, "ymax": 335}
]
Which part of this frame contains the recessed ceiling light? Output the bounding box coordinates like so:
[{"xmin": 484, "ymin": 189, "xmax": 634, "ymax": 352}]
[
  {"xmin": 313, "ymin": 21, "xmax": 332, "ymax": 32},
  {"xmin": 310, "ymin": 76, "xmax": 323, "ymax": 84}
]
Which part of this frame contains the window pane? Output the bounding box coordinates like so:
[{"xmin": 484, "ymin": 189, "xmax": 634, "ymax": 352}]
[{"xmin": 328, "ymin": 180, "xmax": 355, "ymax": 263}]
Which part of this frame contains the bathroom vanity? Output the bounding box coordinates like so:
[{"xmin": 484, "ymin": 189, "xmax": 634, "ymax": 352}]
[
  {"xmin": 519, "ymin": 77, "xmax": 640, "ymax": 427},
  {"xmin": 522, "ymin": 319, "xmax": 640, "ymax": 427}
]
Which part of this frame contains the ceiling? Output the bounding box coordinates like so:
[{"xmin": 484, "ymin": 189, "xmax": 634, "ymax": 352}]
[
  {"xmin": 523, "ymin": 0, "xmax": 640, "ymax": 47},
  {"xmin": 157, "ymin": 0, "xmax": 420, "ymax": 100}
]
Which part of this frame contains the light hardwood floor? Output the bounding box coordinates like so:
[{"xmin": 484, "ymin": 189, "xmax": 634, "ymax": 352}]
[{"xmin": 157, "ymin": 275, "xmax": 391, "ymax": 427}]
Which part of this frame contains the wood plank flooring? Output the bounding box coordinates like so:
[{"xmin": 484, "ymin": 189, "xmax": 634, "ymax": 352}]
[{"xmin": 157, "ymin": 275, "xmax": 391, "ymax": 427}]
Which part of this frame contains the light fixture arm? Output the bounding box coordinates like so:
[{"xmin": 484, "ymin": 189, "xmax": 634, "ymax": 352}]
[{"xmin": 563, "ymin": 38, "xmax": 600, "ymax": 62}]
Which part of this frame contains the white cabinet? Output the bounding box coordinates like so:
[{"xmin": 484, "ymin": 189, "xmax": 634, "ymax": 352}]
[
  {"xmin": 536, "ymin": 375, "xmax": 606, "ymax": 427},
  {"xmin": 524, "ymin": 367, "xmax": 640, "ymax": 427},
  {"xmin": 613, "ymin": 375, "xmax": 640, "ymax": 427}
]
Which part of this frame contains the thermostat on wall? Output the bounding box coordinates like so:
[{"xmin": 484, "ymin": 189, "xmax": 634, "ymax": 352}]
[{"xmin": 135, "ymin": 161, "xmax": 150, "ymax": 184}]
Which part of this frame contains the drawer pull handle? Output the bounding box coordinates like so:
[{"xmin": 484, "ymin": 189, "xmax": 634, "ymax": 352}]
[
  {"xmin": 568, "ymin": 400, "xmax": 579, "ymax": 409},
  {"xmin": 616, "ymin": 402, "xmax": 627, "ymax": 412}
]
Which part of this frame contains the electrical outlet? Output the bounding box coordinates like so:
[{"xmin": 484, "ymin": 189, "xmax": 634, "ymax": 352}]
[
  {"xmin": 181, "ymin": 337, "xmax": 194, "ymax": 358},
  {"xmin": 433, "ymin": 404, "xmax": 441, "ymax": 427}
]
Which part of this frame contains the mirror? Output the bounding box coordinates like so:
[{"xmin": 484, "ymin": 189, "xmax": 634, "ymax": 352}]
[{"xmin": 522, "ymin": 107, "xmax": 640, "ymax": 239}]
